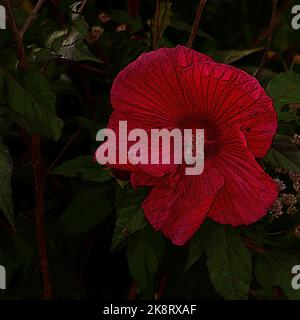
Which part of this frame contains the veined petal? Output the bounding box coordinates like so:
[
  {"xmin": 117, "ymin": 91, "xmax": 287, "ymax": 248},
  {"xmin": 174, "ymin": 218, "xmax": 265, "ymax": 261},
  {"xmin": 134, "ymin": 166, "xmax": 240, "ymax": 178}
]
[
  {"xmin": 106, "ymin": 110, "xmax": 177, "ymax": 177},
  {"xmin": 142, "ymin": 165, "xmax": 224, "ymax": 245},
  {"xmin": 111, "ymin": 46, "xmax": 214, "ymax": 128},
  {"xmin": 179, "ymin": 62, "xmax": 277, "ymax": 158},
  {"xmin": 207, "ymin": 126, "xmax": 278, "ymax": 225}
]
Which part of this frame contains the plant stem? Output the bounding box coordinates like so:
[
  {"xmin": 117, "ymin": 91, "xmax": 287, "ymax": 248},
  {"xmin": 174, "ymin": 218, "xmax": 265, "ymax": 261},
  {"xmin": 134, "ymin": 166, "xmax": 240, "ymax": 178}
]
[
  {"xmin": 20, "ymin": 0, "xmax": 47, "ymax": 36},
  {"xmin": 3, "ymin": 0, "xmax": 28, "ymax": 69},
  {"xmin": 31, "ymin": 135, "xmax": 52, "ymax": 300},
  {"xmin": 187, "ymin": 0, "xmax": 207, "ymax": 48},
  {"xmin": 4, "ymin": 0, "xmax": 53, "ymax": 299},
  {"xmin": 47, "ymin": 127, "xmax": 84, "ymax": 174},
  {"xmin": 152, "ymin": 0, "xmax": 160, "ymax": 50},
  {"xmin": 253, "ymin": 0, "xmax": 277, "ymax": 78}
]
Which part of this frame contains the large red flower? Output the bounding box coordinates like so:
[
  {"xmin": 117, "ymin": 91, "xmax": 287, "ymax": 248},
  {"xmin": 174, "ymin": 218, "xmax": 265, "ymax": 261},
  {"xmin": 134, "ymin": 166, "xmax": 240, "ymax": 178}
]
[{"xmin": 107, "ymin": 46, "xmax": 278, "ymax": 245}]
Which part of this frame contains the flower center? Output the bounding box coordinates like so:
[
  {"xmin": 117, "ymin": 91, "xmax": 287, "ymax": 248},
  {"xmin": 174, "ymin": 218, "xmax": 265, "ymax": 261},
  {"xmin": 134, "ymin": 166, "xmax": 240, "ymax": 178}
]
[{"xmin": 178, "ymin": 119, "xmax": 220, "ymax": 160}]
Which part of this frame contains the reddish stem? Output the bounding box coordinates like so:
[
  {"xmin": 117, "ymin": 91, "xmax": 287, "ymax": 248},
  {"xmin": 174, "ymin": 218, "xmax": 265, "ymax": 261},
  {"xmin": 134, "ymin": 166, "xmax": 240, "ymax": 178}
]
[
  {"xmin": 4, "ymin": 0, "xmax": 53, "ymax": 299},
  {"xmin": 31, "ymin": 135, "xmax": 52, "ymax": 299},
  {"xmin": 3, "ymin": 0, "xmax": 28, "ymax": 69},
  {"xmin": 152, "ymin": 0, "xmax": 160, "ymax": 49},
  {"xmin": 187, "ymin": 0, "xmax": 207, "ymax": 48},
  {"xmin": 253, "ymin": 0, "xmax": 277, "ymax": 78}
]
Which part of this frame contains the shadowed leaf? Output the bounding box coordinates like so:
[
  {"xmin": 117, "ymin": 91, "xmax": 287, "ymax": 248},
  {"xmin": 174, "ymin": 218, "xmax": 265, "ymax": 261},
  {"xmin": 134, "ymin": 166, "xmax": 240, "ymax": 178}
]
[
  {"xmin": 255, "ymin": 250, "xmax": 300, "ymax": 299},
  {"xmin": 216, "ymin": 47, "xmax": 264, "ymax": 64},
  {"xmin": 265, "ymin": 135, "xmax": 300, "ymax": 173},
  {"xmin": 53, "ymin": 155, "xmax": 113, "ymax": 182},
  {"xmin": 127, "ymin": 225, "xmax": 165, "ymax": 298},
  {"xmin": 185, "ymin": 219, "xmax": 214, "ymax": 272},
  {"xmin": 61, "ymin": 187, "xmax": 112, "ymax": 235},
  {"xmin": 2, "ymin": 69, "xmax": 63, "ymax": 140},
  {"xmin": 0, "ymin": 136, "xmax": 14, "ymax": 227},
  {"xmin": 206, "ymin": 224, "xmax": 252, "ymax": 300},
  {"xmin": 111, "ymin": 185, "xmax": 148, "ymax": 251}
]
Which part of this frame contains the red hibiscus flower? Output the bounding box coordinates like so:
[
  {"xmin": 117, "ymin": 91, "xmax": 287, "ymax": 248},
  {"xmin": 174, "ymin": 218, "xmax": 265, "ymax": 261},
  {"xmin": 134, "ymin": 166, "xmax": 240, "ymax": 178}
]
[{"xmin": 107, "ymin": 45, "xmax": 278, "ymax": 245}]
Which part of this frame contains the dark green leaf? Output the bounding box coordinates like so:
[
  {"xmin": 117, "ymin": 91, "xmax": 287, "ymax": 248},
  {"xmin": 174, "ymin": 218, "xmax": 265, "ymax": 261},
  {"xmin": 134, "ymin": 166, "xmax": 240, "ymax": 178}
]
[
  {"xmin": 0, "ymin": 135, "xmax": 14, "ymax": 227},
  {"xmin": 2, "ymin": 69, "xmax": 63, "ymax": 140},
  {"xmin": 127, "ymin": 225, "xmax": 165, "ymax": 298},
  {"xmin": 47, "ymin": 18, "xmax": 102, "ymax": 63},
  {"xmin": 267, "ymin": 71, "xmax": 300, "ymax": 122},
  {"xmin": 111, "ymin": 185, "xmax": 148, "ymax": 251},
  {"xmin": 52, "ymin": 156, "xmax": 113, "ymax": 182},
  {"xmin": 216, "ymin": 47, "xmax": 264, "ymax": 64},
  {"xmin": 72, "ymin": 18, "xmax": 89, "ymax": 38},
  {"xmin": 47, "ymin": 29, "xmax": 69, "ymax": 52},
  {"xmin": 74, "ymin": 116, "xmax": 104, "ymax": 139},
  {"xmin": 265, "ymin": 135, "xmax": 300, "ymax": 173},
  {"xmin": 268, "ymin": 71, "xmax": 300, "ymax": 110},
  {"xmin": 28, "ymin": 48, "xmax": 62, "ymax": 64},
  {"xmin": 206, "ymin": 224, "xmax": 252, "ymax": 300},
  {"xmin": 255, "ymin": 250, "xmax": 300, "ymax": 299},
  {"xmin": 61, "ymin": 187, "xmax": 112, "ymax": 235},
  {"xmin": 185, "ymin": 219, "xmax": 214, "ymax": 272},
  {"xmin": 73, "ymin": 41, "xmax": 102, "ymax": 63}
]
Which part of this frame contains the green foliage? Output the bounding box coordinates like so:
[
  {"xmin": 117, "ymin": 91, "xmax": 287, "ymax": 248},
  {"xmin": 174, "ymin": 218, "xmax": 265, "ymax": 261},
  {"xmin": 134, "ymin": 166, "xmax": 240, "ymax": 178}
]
[
  {"xmin": 0, "ymin": 136, "xmax": 14, "ymax": 227},
  {"xmin": 206, "ymin": 224, "xmax": 252, "ymax": 300},
  {"xmin": 266, "ymin": 135, "xmax": 300, "ymax": 173},
  {"xmin": 47, "ymin": 17, "xmax": 102, "ymax": 63},
  {"xmin": 61, "ymin": 187, "xmax": 112, "ymax": 235},
  {"xmin": 127, "ymin": 225, "xmax": 165, "ymax": 298},
  {"xmin": 267, "ymin": 71, "xmax": 300, "ymax": 122},
  {"xmin": 111, "ymin": 185, "xmax": 148, "ymax": 251},
  {"xmin": 2, "ymin": 69, "xmax": 63, "ymax": 140},
  {"xmin": 255, "ymin": 251, "xmax": 300, "ymax": 299},
  {"xmin": 216, "ymin": 47, "xmax": 264, "ymax": 64},
  {"xmin": 268, "ymin": 71, "xmax": 300, "ymax": 110},
  {"xmin": 185, "ymin": 219, "xmax": 213, "ymax": 271},
  {"xmin": 53, "ymin": 155, "xmax": 113, "ymax": 182}
]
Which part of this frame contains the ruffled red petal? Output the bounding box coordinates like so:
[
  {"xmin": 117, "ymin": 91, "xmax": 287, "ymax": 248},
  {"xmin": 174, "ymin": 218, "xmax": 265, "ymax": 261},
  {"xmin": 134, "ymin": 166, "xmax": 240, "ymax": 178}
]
[
  {"xmin": 207, "ymin": 126, "xmax": 278, "ymax": 225},
  {"xmin": 107, "ymin": 110, "xmax": 177, "ymax": 177},
  {"xmin": 111, "ymin": 46, "xmax": 214, "ymax": 129},
  {"xmin": 179, "ymin": 62, "xmax": 277, "ymax": 158},
  {"xmin": 142, "ymin": 164, "xmax": 224, "ymax": 245}
]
